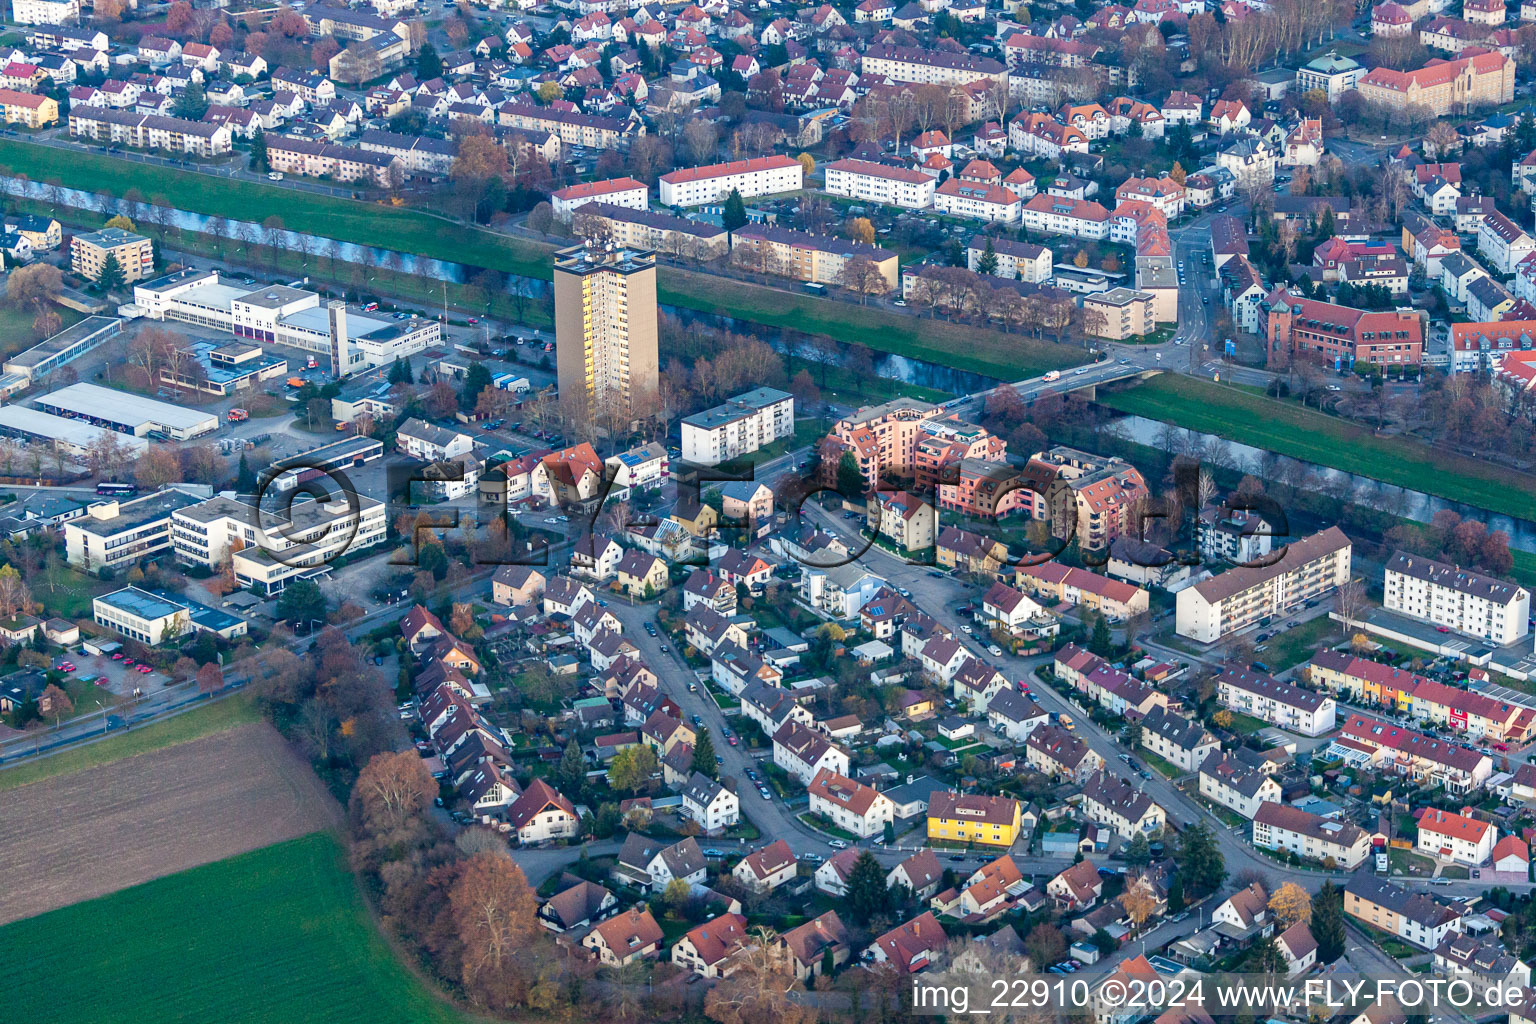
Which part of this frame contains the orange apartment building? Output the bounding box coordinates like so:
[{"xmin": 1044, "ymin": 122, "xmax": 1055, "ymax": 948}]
[{"xmin": 821, "ymin": 399, "xmax": 1003, "ymax": 492}]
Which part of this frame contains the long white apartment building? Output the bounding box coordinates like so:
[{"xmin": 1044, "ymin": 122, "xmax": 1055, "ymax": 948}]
[
  {"xmin": 1020, "ymin": 194, "xmax": 1110, "ymax": 241},
  {"xmin": 823, "ymin": 159, "xmax": 935, "ymax": 210},
  {"xmin": 13, "ymin": 0, "xmax": 79, "ymax": 24},
  {"xmin": 680, "ymin": 386, "xmax": 794, "ymax": 466},
  {"xmin": 1175, "ymin": 526, "xmax": 1351, "ymax": 643},
  {"xmin": 133, "ymin": 269, "xmax": 439, "ymax": 371},
  {"xmin": 63, "ymin": 489, "xmax": 205, "ymax": 573},
  {"xmin": 69, "ymin": 107, "xmax": 232, "ymax": 157},
  {"xmin": 170, "ymin": 493, "xmax": 387, "ymax": 595},
  {"xmin": 552, "ymin": 176, "xmax": 650, "ymax": 221},
  {"xmin": 859, "ymin": 44, "xmax": 1009, "ymax": 89},
  {"xmin": 1384, "ymin": 551, "xmax": 1529, "ymax": 646},
  {"xmin": 1217, "ymin": 667, "xmax": 1337, "ymax": 736},
  {"xmin": 658, "ymin": 155, "xmax": 803, "ymax": 207},
  {"xmin": 967, "ymin": 236, "xmax": 1053, "ymax": 282}
]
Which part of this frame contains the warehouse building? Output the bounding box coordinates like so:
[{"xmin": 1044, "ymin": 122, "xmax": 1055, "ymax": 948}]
[
  {"xmin": 34, "ymin": 382, "xmax": 220, "ymax": 440},
  {"xmin": 0, "ymin": 406, "xmax": 149, "ymax": 460},
  {"xmin": 2, "ymin": 315, "xmax": 123, "ymax": 384}
]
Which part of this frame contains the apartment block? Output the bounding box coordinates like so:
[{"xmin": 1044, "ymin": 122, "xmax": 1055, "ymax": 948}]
[
  {"xmin": 1217, "ymin": 667, "xmax": 1337, "ymax": 736},
  {"xmin": 71, "ymin": 227, "xmax": 154, "ymax": 284},
  {"xmin": 0, "ymin": 89, "xmax": 58, "ymax": 127},
  {"xmin": 1252, "ymin": 803, "xmax": 1371, "ymax": 868},
  {"xmin": 824, "ymin": 158, "xmax": 936, "ymax": 210},
  {"xmin": 569, "ymin": 203, "xmax": 728, "ymax": 262},
  {"xmin": 1385, "ymin": 550, "xmax": 1530, "ymax": 645},
  {"xmin": 730, "ymin": 224, "xmax": 899, "ymax": 292},
  {"xmin": 820, "ymin": 398, "xmax": 944, "ymax": 489},
  {"xmin": 1082, "ymin": 287, "xmax": 1156, "ymax": 340},
  {"xmin": 1175, "ymin": 527, "xmax": 1351, "ymax": 643},
  {"xmin": 497, "ymin": 101, "xmax": 639, "ymax": 149},
  {"xmin": 12, "ymin": 0, "xmax": 79, "ymax": 24},
  {"xmin": 859, "ymin": 43, "xmax": 1009, "ymax": 88},
  {"xmin": 1029, "ymin": 446, "xmax": 1149, "ymax": 551},
  {"xmin": 266, "ymin": 137, "xmax": 401, "ymax": 187},
  {"xmin": 658, "ymin": 154, "xmax": 803, "ymax": 206},
  {"xmin": 551, "ymin": 176, "xmax": 649, "ymax": 221},
  {"xmin": 678, "ymin": 386, "xmax": 793, "ymax": 466},
  {"xmin": 69, "ymin": 107, "xmax": 232, "ymax": 156},
  {"xmin": 967, "ymin": 236, "xmax": 1053, "ymax": 282},
  {"xmin": 553, "ymin": 242, "xmax": 659, "ymax": 429}
]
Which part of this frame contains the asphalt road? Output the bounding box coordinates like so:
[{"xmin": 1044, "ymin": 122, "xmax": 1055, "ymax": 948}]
[{"xmin": 795, "ymin": 503, "xmax": 1535, "ymax": 902}]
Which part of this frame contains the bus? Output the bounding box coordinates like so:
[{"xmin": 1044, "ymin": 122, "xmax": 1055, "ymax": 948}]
[{"xmin": 96, "ymin": 482, "xmax": 137, "ymax": 497}]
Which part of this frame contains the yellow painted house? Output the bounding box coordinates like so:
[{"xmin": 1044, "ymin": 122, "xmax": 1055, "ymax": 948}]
[{"xmin": 926, "ymin": 791, "xmax": 1022, "ymax": 847}]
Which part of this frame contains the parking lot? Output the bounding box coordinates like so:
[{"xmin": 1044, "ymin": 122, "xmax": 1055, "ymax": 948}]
[{"xmin": 76, "ymin": 648, "xmax": 168, "ymax": 697}]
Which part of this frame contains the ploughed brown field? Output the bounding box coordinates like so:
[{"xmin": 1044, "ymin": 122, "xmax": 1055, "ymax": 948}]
[{"xmin": 0, "ymin": 722, "xmax": 340, "ymax": 925}]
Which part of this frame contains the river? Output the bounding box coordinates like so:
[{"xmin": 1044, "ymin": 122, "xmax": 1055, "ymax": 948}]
[
  {"xmin": 1110, "ymin": 414, "xmax": 1536, "ymax": 554},
  {"xmin": 3, "ymin": 175, "xmax": 994, "ymax": 394}
]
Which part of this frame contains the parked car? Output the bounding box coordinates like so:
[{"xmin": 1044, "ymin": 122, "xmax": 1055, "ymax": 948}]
[{"xmin": 828, "ymin": 839, "xmax": 848, "ymax": 849}]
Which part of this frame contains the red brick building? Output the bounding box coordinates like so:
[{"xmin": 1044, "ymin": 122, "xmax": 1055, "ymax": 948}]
[{"xmin": 1263, "ymin": 289, "xmax": 1424, "ymax": 371}]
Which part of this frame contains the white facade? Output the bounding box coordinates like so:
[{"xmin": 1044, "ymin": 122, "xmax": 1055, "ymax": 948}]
[
  {"xmin": 658, "ymin": 156, "xmax": 804, "ymax": 207},
  {"xmin": 824, "ymin": 159, "xmax": 935, "ymax": 210},
  {"xmin": 680, "ymin": 387, "xmax": 794, "ymax": 466},
  {"xmin": 1384, "ymin": 552, "xmax": 1530, "ymax": 646},
  {"xmin": 1175, "ymin": 528, "xmax": 1351, "ymax": 643},
  {"xmin": 1218, "ymin": 671, "xmax": 1337, "ymax": 736},
  {"xmin": 1416, "ymin": 810, "xmax": 1496, "ymax": 866},
  {"xmin": 553, "ymin": 177, "xmax": 649, "ymax": 221},
  {"xmin": 13, "ymin": 0, "xmax": 79, "ymax": 24}
]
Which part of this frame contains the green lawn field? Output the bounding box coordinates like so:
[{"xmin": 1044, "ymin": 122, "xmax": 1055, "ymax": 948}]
[
  {"xmin": 0, "ymin": 832, "xmax": 482, "ymax": 1024},
  {"xmin": 1100, "ymin": 374, "xmax": 1536, "ymax": 522},
  {"xmin": 0, "ymin": 695, "xmax": 261, "ymax": 794},
  {"xmin": 0, "ymin": 140, "xmax": 1081, "ymax": 381}
]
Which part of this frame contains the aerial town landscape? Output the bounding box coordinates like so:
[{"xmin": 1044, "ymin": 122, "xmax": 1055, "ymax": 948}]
[{"xmin": 10, "ymin": 0, "xmax": 1536, "ymax": 1020}]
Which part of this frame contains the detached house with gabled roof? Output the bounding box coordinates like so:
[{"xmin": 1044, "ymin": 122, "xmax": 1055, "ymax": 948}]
[
  {"xmin": 1048, "ymin": 858, "xmax": 1103, "ymax": 911},
  {"xmin": 732, "ymin": 839, "xmax": 798, "ymax": 893},
  {"xmin": 1026, "ymin": 723, "xmax": 1104, "ymax": 782},
  {"xmin": 583, "ymin": 906, "xmax": 665, "ymax": 965},
  {"xmin": 888, "ymin": 849, "xmax": 944, "ymax": 900},
  {"xmin": 681, "ymin": 568, "xmax": 736, "ymax": 614},
  {"xmin": 617, "ymin": 549, "xmax": 669, "ymax": 599},
  {"xmin": 570, "ymin": 533, "xmax": 623, "ymax": 581},
  {"xmin": 1079, "ymin": 771, "xmax": 1167, "ymax": 838},
  {"xmin": 680, "ymin": 770, "xmax": 739, "ymax": 833},
  {"xmin": 615, "ymin": 833, "xmax": 707, "ymax": 892},
  {"xmin": 641, "ymin": 710, "xmax": 695, "ymax": 757},
  {"xmin": 1138, "ymin": 706, "xmax": 1218, "ymax": 773},
  {"xmin": 672, "ymin": 912, "xmax": 750, "ymax": 978},
  {"xmin": 739, "ymin": 680, "xmax": 812, "ymax": 736},
  {"xmin": 1199, "ymin": 748, "xmax": 1282, "ymax": 818},
  {"xmin": 778, "ymin": 911, "xmax": 850, "ymax": 980},
  {"xmin": 507, "ymin": 779, "xmax": 579, "ymax": 844},
  {"xmin": 987, "ymin": 688, "xmax": 1049, "ymax": 744},
  {"xmin": 870, "ymin": 912, "xmax": 948, "ymax": 974},
  {"xmin": 807, "ymin": 768, "xmax": 894, "ymax": 838},
  {"xmin": 774, "ymin": 720, "xmax": 851, "ymax": 785},
  {"xmin": 952, "ymin": 656, "xmax": 1009, "ymax": 713},
  {"xmin": 683, "ymin": 604, "xmax": 747, "ymax": 656}
]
